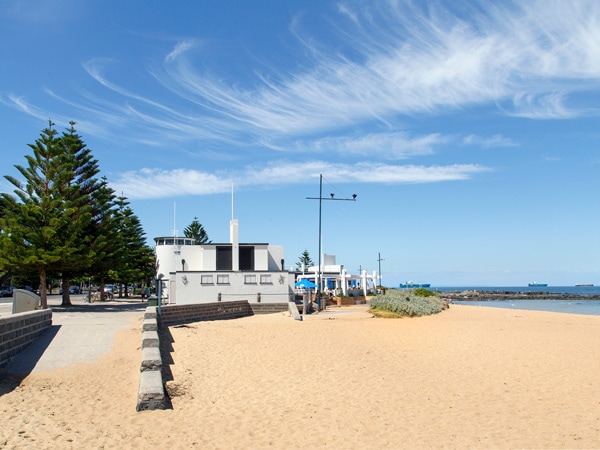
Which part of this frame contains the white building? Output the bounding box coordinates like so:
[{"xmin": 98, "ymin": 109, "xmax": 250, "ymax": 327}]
[
  {"xmin": 297, "ymin": 253, "xmax": 378, "ymax": 298},
  {"xmin": 155, "ymin": 219, "xmax": 295, "ymax": 304}
]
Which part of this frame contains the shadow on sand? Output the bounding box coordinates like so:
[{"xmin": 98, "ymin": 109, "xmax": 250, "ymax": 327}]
[
  {"xmin": 1, "ymin": 300, "xmax": 146, "ymax": 395},
  {"xmin": 0, "ymin": 324, "xmax": 62, "ymax": 394},
  {"xmin": 49, "ymin": 299, "xmax": 147, "ymax": 314},
  {"xmin": 158, "ymin": 325, "xmax": 175, "ymax": 409}
]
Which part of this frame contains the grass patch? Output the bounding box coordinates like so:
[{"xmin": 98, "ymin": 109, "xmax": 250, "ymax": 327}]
[
  {"xmin": 370, "ymin": 309, "xmax": 403, "ymax": 318},
  {"xmin": 369, "ymin": 288, "xmax": 449, "ymax": 318}
]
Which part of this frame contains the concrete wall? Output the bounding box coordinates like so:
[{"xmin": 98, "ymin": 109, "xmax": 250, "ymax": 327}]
[
  {"xmin": 174, "ymin": 271, "xmax": 294, "ymax": 305},
  {"xmin": 267, "ymin": 245, "xmax": 284, "ymax": 270},
  {"xmin": 0, "ymin": 309, "xmax": 52, "ymax": 370},
  {"xmin": 155, "ymin": 240, "xmax": 201, "ymax": 277},
  {"xmin": 159, "ymin": 301, "xmax": 288, "ymax": 326}
]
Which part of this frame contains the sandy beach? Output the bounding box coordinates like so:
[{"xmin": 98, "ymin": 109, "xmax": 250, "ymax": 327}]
[{"xmin": 2, "ymin": 304, "xmax": 600, "ymax": 449}]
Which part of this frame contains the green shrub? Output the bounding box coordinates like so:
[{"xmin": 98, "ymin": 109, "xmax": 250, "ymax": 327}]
[
  {"xmin": 413, "ymin": 287, "xmax": 435, "ymax": 297},
  {"xmin": 369, "ymin": 289, "xmax": 448, "ymax": 318}
]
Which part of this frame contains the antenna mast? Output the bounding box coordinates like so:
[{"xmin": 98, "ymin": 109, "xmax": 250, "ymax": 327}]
[{"xmin": 173, "ymin": 201, "xmax": 178, "ymax": 237}]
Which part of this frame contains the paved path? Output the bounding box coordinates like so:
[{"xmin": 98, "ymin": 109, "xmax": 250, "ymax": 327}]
[{"xmin": 4, "ymin": 295, "xmax": 146, "ymax": 375}]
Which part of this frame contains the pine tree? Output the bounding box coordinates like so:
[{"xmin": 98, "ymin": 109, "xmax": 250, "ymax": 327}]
[
  {"xmin": 183, "ymin": 217, "xmax": 211, "ymax": 244},
  {"xmin": 0, "ymin": 121, "xmax": 79, "ymax": 308},
  {"xmin": 86, "ymin": 176, "xmax": 120, "ymax": 294},
  {"xmin": 0, "ymin": 121, "xmax": 125, "ymax": 308},
  {"xmin": 112, "ymin": 196, "xmax": 155, "ymax": 297},
  {"xmin": 54, "ymin": 122, "xmax": 102, "ymax": 306},
  {"xmin": 296, "ymin": 249, "xmax": 314, "ymax": 271}
]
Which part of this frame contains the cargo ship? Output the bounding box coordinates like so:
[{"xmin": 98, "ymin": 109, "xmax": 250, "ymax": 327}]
[
  {"xmin": 399, "ymin": 282, "xmax": 431, "ymax": 288},
  {"xmin": 528, "ymin": 282, "xmax": 548, "ymax": 287}
]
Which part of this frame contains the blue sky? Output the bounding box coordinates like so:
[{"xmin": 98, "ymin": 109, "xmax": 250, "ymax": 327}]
[{"xmin": 2, "ymin": 0, "xmax": 600, "ymax": 287}]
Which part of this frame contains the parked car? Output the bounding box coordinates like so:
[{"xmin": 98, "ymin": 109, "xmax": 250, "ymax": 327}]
[
  {"xmin": 69, "ymin": 286, "xmax": 82, "ymax": 294},
  {"xmin": 18, "ymin": 285, "xmax": 37, "ymax": 293},
  {"xmin": 59, "ymin": 286, "xmax": 82, "ymax": 294},
  {"xmin": 0, "ymin": 286, "xmax": 14, "ymax": 297}
]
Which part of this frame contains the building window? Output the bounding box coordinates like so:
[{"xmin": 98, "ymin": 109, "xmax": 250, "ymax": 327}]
[
  {"xmin": 216, "ymin": 246, "xmax": 232, "ymax": 270},
  {"xmin": 201, "ymin": 275, "xmax": 213, "ymax": 285},
  {"xmin": 260, "ymin": 274, "xmax": 272, "ymax": 284},
  {"xmin": 240, "ymin": 246, "xmax": 255, "ymax": 270},
  {"xmin": 217, "ymin": 274, "xmax": 229, "ymax": 285},
  {"xmin": 244, "ymin": 274, "xmax": 257, "ymax": 284}
]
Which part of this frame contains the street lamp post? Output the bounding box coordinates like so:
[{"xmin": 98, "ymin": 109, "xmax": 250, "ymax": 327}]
[
  {"xmin": 378, "ymin": 252, "xmax": 385, "ymax": 292},
  {"xmin": 307, "ymin": 174, "xmax": 357, "ymax": 310}
]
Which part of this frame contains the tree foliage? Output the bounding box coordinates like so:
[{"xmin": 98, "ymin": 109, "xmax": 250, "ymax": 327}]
[
  {"xmin": 0, "ymin": 121, "xmax": 155, "ymax": 307},
  {"xmin": 296, "ymin": 249, "xmax": 314, "ymax": 271},
  {"xmin": 111, "ymin": 196, "xmax": 155, "ymax": 295},
  {"xmin": 183, "ymin": 217, "xmax": 211, "ymax": 244},
  {"xmin": 0, "ymin": 121, "xmax": 81, "ymax": 307}
]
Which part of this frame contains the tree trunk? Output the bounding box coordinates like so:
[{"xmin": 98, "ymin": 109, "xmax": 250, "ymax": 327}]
[
  {"xmin": 61, "ymin": 277, "xmax": 72, "ymax": 306},
  {"xmin": 39, "ymin": 269, "xmax": 48, "ymax": 309}
]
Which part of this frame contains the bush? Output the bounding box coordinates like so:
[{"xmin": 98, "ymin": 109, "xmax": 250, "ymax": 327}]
[
  {"xmin": 413, "ymin": 287, "xmax": 435, "ymax": 297},
  {"xmin": 369, "ymin": 289, "xmax": 448, "ymax": 318}
]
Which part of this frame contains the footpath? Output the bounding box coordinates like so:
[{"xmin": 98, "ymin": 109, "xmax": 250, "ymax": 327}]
[{"xmin": 3, "ymin": 295, "xmax": 146, "ymax": 375}]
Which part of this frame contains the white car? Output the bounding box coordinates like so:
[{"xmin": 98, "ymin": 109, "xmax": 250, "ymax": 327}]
[{"xmin": 102, "ymin": 286, "xmax": 114, "ymax": 299}]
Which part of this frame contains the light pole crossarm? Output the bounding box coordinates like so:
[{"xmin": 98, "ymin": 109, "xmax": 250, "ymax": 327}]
[
  {"xmin": 306, "ymin": 197, "xmax": 357, "ymax": 201},
  {"xmin": 305, "ymin": 174, "xmax": 357, "ymax": 311}
]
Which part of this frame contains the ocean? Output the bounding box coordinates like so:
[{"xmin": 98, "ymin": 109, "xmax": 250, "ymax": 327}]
[
  {"xmin": 435, "ymin": 285, "xmax": 600, "ymax": 295},
  {"xmin": 434, "ymin": 285, "xmax": 600, "ymax": 316}
]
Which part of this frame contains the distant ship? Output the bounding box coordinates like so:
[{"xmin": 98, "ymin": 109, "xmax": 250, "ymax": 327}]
[
  {"xmin": 399, "ymin": 282, "xmax": 431, "ymax": 288},
  {"xmin": 575, "ymin": 284, "xmax": 594, "ymax": 287},
  {"xmin": 528, "ymin": 282, "xmax": 548, "ymax": 287}
]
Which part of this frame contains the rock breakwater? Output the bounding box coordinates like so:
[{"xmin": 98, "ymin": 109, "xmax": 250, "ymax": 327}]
[{"xmin": 441, "ymin": 290, "xmax": 600, "ymax": 301}]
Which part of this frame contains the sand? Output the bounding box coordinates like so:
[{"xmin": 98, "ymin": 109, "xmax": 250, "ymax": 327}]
[{"xmin": 2, "ymin": 304, "xmax": 600, "ymax": 449}]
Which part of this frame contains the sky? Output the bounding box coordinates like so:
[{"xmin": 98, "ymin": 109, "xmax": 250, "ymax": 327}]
[{"xmin": 1, "ymin": 0, "xmax": 600, "ymax": 287}]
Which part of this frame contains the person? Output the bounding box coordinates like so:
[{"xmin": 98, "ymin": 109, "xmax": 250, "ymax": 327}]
[{"xmin": 145, "ymin": 286, "xmax": 151, "ymax": 300}]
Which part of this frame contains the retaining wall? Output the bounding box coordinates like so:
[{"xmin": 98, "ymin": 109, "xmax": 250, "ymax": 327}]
[
  {"xmin": 0, "ymin": 309, "xmax": 52, "ymax": 370},
  {"xmin": 249, "ymin": 302, "xmax": 289, "ymax": 315},
  {"xmin": 136, "ymin": 306, "xmax": 167, "ymax": 411},
  {"xmin": 159, "ymin": 301, "xmax": 288, "ymax": 326}
]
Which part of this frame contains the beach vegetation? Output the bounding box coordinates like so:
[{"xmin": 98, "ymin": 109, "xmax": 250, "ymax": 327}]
[
  {"xmin": 369, "ymin": 289, "xmax": 449, "ymax": 318},
  {"xmin": 413, "ymin": 287, "xmax": 436, "ymax": 297}
]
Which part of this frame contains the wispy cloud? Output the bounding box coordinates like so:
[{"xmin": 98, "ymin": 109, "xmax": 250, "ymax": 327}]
[
  {"xmin": 0, "ymin": 94, "xmax": 48, "ymax": 122},
  {"xmin": 110, "ymin": 161, "xmax": 490, "ymax": 199},
  {"xmin": 462, "ymin": 134, "xmax": 518, "ymax": 148},
  {"xmin": 151, "ymin": 0, "xmax": 600, "ymax": 133},
  {"xmin": 507, "ymin": 92, "xmax": 576, "ymax": 119},
  {"xmin": 5, "ymin": 0, "xmax": 600, "ymax": 145},
  {"xmin": 3, "ymin": 0, "xmax": 600, "ymax": 160},
  {"xmin": 272, "ymin": 132, "xmax": 445, "ymax": 159},
  {"xmin": 0, "ymin": 0, "xmax": 84, "ymax": 24}
]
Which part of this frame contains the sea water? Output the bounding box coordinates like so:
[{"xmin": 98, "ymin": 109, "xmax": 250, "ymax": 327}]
[
  {"xmin": 434, "ymin": 286, "xmax": 600, "ymax": 317},
  {"xmin": 450, "ymin": 299, "xmax": 600, "ymax": 316}
]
